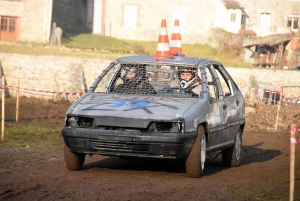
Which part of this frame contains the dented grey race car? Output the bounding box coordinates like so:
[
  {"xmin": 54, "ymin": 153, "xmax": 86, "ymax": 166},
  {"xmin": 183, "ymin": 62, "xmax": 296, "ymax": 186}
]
[{"xmin": 62, "ymin": 55, "xmax": 245, "ymax": 177}]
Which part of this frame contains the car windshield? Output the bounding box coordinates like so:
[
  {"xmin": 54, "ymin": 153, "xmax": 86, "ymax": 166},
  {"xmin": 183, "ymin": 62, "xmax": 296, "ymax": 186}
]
[{"xmin": 92, "ymin": 62, "xmax": 203, "ymax": 98}]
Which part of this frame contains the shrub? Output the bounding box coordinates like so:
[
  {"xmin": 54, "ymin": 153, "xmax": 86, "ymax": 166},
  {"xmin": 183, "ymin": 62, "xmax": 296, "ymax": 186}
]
[
  {"xmin": 210, "ymin": 28, "xmax": 243, "ymax": 59},
  {"xmin": 132, "ymin": 43, "xmax": 146, "ymax": 54}
]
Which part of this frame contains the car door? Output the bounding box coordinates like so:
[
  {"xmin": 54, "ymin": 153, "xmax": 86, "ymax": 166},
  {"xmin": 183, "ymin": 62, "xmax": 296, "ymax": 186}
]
[
  {"xmin": 204, "ymin": 63, "xmax": 229, "ymax": 151},
  {"xmin": 214, "ymin": 64, "xmax": 242, "ymax": 143},
  {"xmin": 206, "ymin": 63, "xmax": 241, "ymax": 151}
]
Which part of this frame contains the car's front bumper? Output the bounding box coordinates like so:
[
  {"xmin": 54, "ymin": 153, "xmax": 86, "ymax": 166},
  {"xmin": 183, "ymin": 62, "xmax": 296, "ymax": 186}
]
[{"xmin": 62, "ymin": 126, "xmax": 197, "ymax": 160}]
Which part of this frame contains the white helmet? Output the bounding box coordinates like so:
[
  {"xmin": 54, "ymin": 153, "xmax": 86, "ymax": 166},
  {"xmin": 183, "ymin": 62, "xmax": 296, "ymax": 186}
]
[{"xmin": 178, "ymin": 68, "xmax": 198, "ymax": 89}]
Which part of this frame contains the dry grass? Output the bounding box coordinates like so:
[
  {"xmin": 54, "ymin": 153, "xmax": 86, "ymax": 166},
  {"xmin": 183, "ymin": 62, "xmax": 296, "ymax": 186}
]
[{"xmin": 0, "ymin": 34, "xmax": 251, "ymax": 67}]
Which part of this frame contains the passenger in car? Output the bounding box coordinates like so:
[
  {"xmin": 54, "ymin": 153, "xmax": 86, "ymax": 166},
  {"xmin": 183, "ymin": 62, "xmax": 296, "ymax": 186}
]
[
  {"xmin": 114, "ymin": 66, "xmax": 157, "ymax": 95},
  {"xmin": 147, "ymin": 72, "xmax": 155, "ymax": 82},
  {"xmin": 178, "ymin": 68, "xmax": 202, "ymax": 95}
]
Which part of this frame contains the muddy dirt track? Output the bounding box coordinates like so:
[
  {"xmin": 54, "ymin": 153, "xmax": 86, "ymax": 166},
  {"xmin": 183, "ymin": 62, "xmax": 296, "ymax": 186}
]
[{"xmin": 0, "ymin": 98, "xmax": 300, "ymax": 201}]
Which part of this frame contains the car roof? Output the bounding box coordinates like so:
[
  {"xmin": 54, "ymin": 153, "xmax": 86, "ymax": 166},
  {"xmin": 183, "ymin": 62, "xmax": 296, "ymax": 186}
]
[{"xmin": 116, "ymin": 55, "xmax": 222, "ymax": 66}]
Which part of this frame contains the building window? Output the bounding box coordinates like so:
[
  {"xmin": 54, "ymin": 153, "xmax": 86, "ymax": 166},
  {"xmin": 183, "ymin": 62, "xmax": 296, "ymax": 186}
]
[
  {"xmin": 260, "ymin": 13, "xmax": 271, "ymax": 26},
  {"xmin": 1, "ymin": 18, "xmax": 7, "ymax": 30},
  {"xmin": 123, "ymin": 5, "xmax": 137, "ymax": 28},
  {"xmin": 9, "ymin": 18, "xmax": 15, "ymax": 32},
  {"xmin": 231, "ymin": 13, "xmax": 236, "ymax": 22},
  {"xmin": 287, "ymin": 15, "xmax": 299, "ymax": 30}
]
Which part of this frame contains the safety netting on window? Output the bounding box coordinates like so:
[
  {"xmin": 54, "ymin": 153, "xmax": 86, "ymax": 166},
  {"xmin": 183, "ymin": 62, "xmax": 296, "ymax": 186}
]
[{"xmin": 93, "ymin": 63, "xmax": 204, "ymax": 98}]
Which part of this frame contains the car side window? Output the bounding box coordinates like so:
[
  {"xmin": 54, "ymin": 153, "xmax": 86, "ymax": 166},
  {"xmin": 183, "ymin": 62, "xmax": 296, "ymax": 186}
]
[
  {"xmin": 205, "ymin": 65, "xmax": 218, "ymax": 102},
  {"xmin": 93, "ymin": 63, "xmax": 121, "ymax": 93},
  {"xmin": 205, "ymin": 63, "xmax": 234, "ymax": 102},
  {"xmin": 213, "ymin": 65, "xmax": 232, "ymax": 97}
]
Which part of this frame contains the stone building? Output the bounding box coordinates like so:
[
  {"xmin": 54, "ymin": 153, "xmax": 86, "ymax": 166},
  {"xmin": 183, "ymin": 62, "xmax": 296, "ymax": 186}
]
[
  {"xmin": 76, "ymin": 0, "xmax": 299, "ymax": 43},
  {"xmin": 0, "ymin": 0, "xmax": 247, "ymax": 44},
  {"xmin": 0, "ymin": 0, "xmax": 53, "ymax": 43},
  {"xmin": 83, "ymin": 0, "xmax": 245, "ymax": 44},
  {"xmin": 238, "ymin": 0, "xmax": 300, "ymax": 69},
  {"xmin": 239, "ymin": 0, "xmax": 300, "ymax": 37}
]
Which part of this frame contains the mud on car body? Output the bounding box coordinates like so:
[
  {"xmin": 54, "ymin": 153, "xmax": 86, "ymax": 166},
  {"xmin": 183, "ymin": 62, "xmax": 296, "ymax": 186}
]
[{"xmin": 62, "ymin": 55, "xmax": 245, "ymax": 177}]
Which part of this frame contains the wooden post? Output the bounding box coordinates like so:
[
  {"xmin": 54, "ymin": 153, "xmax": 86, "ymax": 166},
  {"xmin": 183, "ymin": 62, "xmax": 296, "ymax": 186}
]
[
  {"xmin": 16, "ymin": 79, "xmax": 20, "ymax": 122},
  {"xmin": 1, "ymin": 76, "xmax": 5, "ymax": 141},
  {"xmin": 279, "ymin": 43, "xmax": 284, "ymax": 69},
  {"xmin": 289, "ymin": 123, "xmax": 297, "ymax": 201},
  {"xmin": 267, "ymin": 89, "xmax": 272, "ymax": 106},
  {"xmin": 272, "ymin": 51, "xmax": 277, "ymax": 68},
  {"xmin": 275, "ymin": 92, "xmax": 282, "ymax": 130}
]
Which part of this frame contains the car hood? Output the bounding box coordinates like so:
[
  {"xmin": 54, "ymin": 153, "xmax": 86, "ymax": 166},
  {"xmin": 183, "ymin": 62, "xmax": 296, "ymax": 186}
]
[{"xmin": 69, "ymin": 93, "xmax": 198, "ymax": 121}]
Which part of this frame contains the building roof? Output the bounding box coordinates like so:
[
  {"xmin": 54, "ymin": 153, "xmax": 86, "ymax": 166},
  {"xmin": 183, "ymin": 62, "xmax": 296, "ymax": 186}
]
[
  {"xmin": 221, "ymin": 0, "xmax": 244, "ymax": 10},
  {"xmin": 238, "ymin": 29, "xmax": 257, "ymax": 36},
  {"xmin": 243, "ymin": 33, "xmax": 295, "ymax": 47}
]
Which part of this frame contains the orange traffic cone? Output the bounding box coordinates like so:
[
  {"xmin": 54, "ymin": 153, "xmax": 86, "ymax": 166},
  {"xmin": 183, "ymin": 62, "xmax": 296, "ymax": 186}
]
[
  {"xmin": 170, "ymin": 19, "xmax": 184, "ymax": 56},
  {"xmin": 152, "ymin": 19, "xmax": 173, "ymax": 60}
]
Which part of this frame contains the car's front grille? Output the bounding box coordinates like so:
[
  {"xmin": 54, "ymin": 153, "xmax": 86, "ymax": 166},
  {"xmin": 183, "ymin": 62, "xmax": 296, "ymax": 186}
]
[
  {"xmin": 90, "ymin": 140, "xmax": 150, "ymax": 154},
  {"xmin": 96, "ymin": 126, "xmax": 142, "ymax": 132}
]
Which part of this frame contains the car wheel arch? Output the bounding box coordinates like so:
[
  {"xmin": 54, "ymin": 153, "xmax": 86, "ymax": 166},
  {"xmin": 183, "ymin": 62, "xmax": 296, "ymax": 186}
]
[{"xmin": 199, "ymin": 122, "xmax": 209, "ymax": 144}]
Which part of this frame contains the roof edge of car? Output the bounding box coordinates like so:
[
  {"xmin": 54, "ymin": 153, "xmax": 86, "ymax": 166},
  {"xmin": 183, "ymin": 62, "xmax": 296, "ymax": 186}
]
[{"xmin": 115, "ymin": 55, "xmax": 223, "ymax": 66}]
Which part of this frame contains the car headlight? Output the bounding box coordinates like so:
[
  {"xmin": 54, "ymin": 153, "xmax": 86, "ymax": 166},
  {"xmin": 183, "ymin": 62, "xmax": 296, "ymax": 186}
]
[
  {"xmin": 66, "ymin": 116, "xmax": 93, "ymax": 128},
  {"xmin": 148, "ymin": 121, "xmax": 184, "ymax": 133},
  {"xmin": 67, "ymin": 116, "xmax": 78, "ymax": 127}
]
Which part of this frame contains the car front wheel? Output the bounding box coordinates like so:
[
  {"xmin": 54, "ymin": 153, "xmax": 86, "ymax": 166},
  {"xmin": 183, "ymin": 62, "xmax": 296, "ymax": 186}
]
[
  {"xmin": 185, "ymin": 126, "xmax": 206, "ymax": 178},
  {"xmin": 64, "ymin": 144, "xmax": 85, "ymax": 171},
  {"xmin": 222, "ymin": 128, "xmax": 242, "ymax": 167}
]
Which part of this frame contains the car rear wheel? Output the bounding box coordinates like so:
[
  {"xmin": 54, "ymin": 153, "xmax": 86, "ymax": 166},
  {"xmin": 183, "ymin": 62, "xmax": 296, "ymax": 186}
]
[
  {"xmin": 222, "ymin": 128, "xmax": 242, "ymax": 167},
  {"xmin": 185, "ymin": 126, "xmax": 206, "ymax": 178},
  {"xmin": 64, "ymin": 144, "xmax": 85, "ymax": 171}
]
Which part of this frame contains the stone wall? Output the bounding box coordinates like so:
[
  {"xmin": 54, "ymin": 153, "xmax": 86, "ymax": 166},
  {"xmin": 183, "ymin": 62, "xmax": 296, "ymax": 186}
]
[
  {"xmin": 225, "ymin": 67, "xmax": 300, "ymax": 96},
  {"xmin": 0, "ymin": 53, "xmax": 299, "ymax": 99},
  {"xmin": 0, "ymin": 53, "xmax": 111, "ymax": 98}
]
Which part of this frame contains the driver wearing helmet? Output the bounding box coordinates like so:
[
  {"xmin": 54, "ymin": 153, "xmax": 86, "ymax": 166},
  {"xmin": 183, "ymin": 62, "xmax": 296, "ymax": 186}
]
[
  {"xmin": 114, "ymin": 65, "xmax": 156, "ymax": 95},
  {"xmin": 178, "ymin": 68, "xmax": 202, "ymax": 95}
]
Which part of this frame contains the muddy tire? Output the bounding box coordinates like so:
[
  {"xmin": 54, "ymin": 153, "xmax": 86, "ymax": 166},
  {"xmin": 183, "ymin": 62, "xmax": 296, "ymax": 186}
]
[
  {"xmin": 185, "ymin": 126, "xmax": 206, "ymax": 178},
  {"xmin": 222, "ymin": 128, "xmax": 242, "ymax": 167},
  {"xmin": 64, "ymin": 144, "xmax": 85, "ymax": 171}
]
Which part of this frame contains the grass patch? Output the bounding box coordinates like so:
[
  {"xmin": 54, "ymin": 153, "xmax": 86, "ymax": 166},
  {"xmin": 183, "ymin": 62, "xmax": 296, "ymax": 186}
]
[
  {"xmin": 122, "ymin": 40, "xmax": 157, "ymax": 55},
  {"xmin": 0, "ymin": 120, "xmax": 63, "ymax": 148},
  {"xmin": 0, "ymin": 97, "xmax": 68, "ymax": 149},
  {"xmin": 63, "ymin": 34, "xmax": 132, "ymax": 53},
  {"xmin": 0, "ymin": 41, "xmax": 130, "ymax": 60},
  {"xmin": 0, "ymin": 34, "xmax": 252, "ymax": 67}
]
